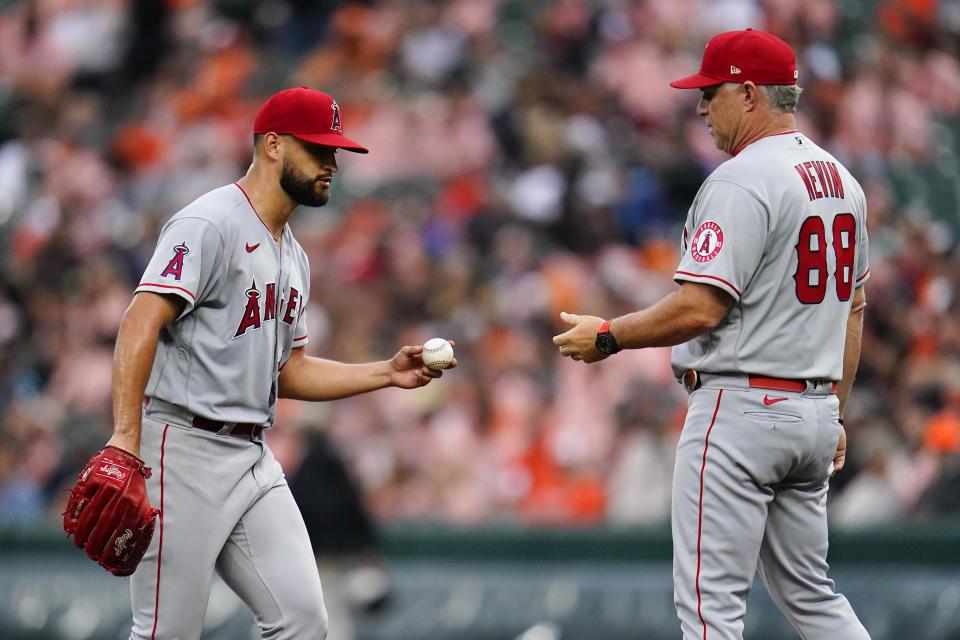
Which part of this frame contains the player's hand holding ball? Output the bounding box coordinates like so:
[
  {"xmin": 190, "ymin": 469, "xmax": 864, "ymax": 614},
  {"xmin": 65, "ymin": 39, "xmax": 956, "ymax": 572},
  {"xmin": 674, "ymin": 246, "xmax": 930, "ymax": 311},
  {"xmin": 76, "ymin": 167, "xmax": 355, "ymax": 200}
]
[
  {"xmin": 421, "ymin": 337, "xmax": 455, "ymax": 370},
  {"xmin": 389, "ymin": 338, "xmax": 457, "ymax": 388}
]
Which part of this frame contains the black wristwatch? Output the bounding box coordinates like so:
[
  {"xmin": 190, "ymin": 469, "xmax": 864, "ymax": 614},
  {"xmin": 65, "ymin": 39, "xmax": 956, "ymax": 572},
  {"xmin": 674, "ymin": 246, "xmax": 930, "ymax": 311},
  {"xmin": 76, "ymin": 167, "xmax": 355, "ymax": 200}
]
[{"xmin": 595, "ymin": 319, "xmax": 621, "ymax": 355}]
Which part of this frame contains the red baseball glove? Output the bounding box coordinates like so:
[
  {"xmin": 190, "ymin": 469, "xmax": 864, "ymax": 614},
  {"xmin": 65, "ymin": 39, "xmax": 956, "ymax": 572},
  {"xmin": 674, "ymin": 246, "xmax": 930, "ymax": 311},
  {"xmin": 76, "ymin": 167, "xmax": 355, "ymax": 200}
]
[{"xmin": 63, "ymin": 446, "xmax": 160, "ymax": 577}]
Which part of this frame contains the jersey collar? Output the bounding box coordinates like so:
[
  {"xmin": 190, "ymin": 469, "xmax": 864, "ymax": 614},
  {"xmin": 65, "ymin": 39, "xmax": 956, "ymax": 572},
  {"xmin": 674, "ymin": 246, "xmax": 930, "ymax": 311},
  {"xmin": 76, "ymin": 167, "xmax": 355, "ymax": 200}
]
[
  {"xmin": 234, "ymin": 182, "xmax": 281, "ymax": 243},
  {"xmin": 733, "ymin": 130, "xmax": 801, "ymax": 157}
]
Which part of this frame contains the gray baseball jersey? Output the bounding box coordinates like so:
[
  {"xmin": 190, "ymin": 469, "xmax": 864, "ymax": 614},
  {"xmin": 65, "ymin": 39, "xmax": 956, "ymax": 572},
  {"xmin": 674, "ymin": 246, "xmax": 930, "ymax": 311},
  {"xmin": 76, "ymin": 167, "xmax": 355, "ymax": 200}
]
[
  {"xmin": 671, "ymin": 131, "xmax": 869, "ymax": 381},
  {"xmin": 668, "ymin": 132, "xmax": 871, "ymax": 640},
  {"xmin": 130, "ymin": 182, "xmax": 326, "ymax": 640},
  {"xmin": 137, "ymin": 182, "xmax": 310, "ymax": 428}
]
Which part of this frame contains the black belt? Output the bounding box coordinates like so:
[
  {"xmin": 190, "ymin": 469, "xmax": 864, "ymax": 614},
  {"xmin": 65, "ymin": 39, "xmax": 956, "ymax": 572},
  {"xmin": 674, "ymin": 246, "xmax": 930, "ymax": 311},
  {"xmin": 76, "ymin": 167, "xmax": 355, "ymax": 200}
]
[{"xmin": 192, "ymin": 416, "xmax": 263, "ymax": 439}]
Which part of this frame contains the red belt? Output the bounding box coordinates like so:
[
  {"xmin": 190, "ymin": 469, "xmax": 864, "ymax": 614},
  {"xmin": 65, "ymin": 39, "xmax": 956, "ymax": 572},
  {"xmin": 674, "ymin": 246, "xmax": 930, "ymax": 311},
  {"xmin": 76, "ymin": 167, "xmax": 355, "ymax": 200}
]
[
  {"xmin": 682, "ymin": 371, "xmax": 837, "ymax": 394},
  {"xmin": 192, "ymin": 416, "xmax": 264, "ymax": 439},
  {"xmin": 748, "ymin": 376, "xmax": 837, "ymax": 394}
]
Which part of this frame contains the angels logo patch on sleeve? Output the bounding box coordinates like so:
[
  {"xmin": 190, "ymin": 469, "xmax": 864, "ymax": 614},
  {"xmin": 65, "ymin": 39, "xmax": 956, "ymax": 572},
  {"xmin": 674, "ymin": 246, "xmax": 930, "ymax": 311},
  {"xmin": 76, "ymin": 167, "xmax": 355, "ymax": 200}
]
[
  {"xmin": 160, "ymin": 242, "xmax": 190, "ymax": 280},
  {"xmin": 691, "ymin": 221, "xmax": 723, "ymax": 263}
]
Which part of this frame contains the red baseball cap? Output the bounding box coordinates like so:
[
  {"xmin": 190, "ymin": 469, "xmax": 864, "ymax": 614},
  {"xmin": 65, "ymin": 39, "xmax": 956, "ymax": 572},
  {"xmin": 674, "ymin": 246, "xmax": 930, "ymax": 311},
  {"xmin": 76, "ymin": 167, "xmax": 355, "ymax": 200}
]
[
  {"xmin": 670, "ymin": 29, "xmax": 798, "ymax": 89},
  {"xmin": 253, "ymin": 87, "xmax": 369, "ymax": 153}
]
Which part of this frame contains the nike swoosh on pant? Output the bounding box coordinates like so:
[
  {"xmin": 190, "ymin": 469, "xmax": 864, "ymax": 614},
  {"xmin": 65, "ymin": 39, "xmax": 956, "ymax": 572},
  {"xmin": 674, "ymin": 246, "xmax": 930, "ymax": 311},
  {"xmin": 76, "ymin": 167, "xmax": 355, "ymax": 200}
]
[{"xmin": 763, "ymin": 396, "xmax": 788, "ymax": 405}]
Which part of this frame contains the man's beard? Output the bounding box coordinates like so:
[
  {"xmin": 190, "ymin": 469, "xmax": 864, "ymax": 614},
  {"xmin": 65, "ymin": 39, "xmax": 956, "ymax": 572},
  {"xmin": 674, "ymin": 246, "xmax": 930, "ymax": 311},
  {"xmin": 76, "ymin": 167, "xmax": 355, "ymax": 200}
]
[{"xmin": 280, "ymin": 157, "xmax": 330, "ymax": 207}]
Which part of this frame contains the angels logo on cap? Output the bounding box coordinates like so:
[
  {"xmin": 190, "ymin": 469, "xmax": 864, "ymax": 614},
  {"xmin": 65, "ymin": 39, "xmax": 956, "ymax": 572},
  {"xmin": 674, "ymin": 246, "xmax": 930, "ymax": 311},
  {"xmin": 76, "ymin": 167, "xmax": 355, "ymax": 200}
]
[
  {"xmin": 330, "ymin": 102, "xmax": 343, "ymax": 132},
  {"xmin": 253, "ymin": 87, "xmax": 368, "ymax": 153},
  {"xmin": 691, "ymin": 221, "xmax": 724, "ymax": 262}
]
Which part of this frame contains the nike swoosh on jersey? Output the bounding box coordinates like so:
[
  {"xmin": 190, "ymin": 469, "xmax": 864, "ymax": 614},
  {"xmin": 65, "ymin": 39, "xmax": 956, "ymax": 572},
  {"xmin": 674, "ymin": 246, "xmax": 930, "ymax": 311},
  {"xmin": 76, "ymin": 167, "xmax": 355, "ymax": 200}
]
[
  {"xmin": 245, "ymin": 242, "xmax": 260, "ymax": 253},
  {"xmin": 763, "ymin": 396, "xmax": 788, "ymax": 405}
]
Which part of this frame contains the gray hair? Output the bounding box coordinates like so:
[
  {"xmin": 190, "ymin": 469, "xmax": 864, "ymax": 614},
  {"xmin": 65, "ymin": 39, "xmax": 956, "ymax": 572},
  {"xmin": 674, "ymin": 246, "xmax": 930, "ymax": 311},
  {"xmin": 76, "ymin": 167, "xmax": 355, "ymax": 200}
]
[{"xmin": 760, "ymin": 84, "xmax": 803, "ymax": 113}]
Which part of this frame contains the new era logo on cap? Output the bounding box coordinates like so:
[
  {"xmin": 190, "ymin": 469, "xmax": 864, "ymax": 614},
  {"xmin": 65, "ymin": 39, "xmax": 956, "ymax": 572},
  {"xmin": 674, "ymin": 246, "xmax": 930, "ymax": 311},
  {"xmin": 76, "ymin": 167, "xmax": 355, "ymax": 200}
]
[
  {"xmin": 670, "ymin": 29, "xmax": 797, "ymax": 89},
  {"xmin": 254, "ymin": 87, "xmax": 369, "ymax": 153}
]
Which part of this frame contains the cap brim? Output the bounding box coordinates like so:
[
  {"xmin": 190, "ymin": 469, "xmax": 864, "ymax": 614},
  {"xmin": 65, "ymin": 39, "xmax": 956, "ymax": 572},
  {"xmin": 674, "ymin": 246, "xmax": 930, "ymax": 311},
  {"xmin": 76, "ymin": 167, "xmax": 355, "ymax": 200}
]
[
  {"xmin": 292, "ymin": 132, "xmax": 369, "ymax": 154},
  {"xmin": 669, "ymin": 73, "xmax": 725, "ymax": 89}
]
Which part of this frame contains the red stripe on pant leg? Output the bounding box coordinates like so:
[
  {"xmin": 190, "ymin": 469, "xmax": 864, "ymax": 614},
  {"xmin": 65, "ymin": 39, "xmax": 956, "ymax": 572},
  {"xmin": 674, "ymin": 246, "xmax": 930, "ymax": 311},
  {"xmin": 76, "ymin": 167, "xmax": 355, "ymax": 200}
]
[
  {"xmin": 151, "ymin": 424, "xmax": 169, "ymax": 640},
  {"xmin": 696, "ymin": 390, "xmax": 723, "ymax": 639}
]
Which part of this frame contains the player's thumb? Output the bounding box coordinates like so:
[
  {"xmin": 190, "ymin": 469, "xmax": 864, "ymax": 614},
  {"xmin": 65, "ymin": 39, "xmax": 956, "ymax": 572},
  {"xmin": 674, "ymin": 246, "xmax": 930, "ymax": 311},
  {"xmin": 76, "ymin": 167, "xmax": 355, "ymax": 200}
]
[{"xmin": 559, "ymin": 311, "xmax": 579, "ymax": 325}]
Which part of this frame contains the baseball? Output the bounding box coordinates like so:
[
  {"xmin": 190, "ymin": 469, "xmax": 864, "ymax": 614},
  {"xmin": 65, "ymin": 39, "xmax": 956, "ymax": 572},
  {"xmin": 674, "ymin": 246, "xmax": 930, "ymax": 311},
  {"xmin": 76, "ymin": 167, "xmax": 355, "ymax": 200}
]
[{"xmin": 421, "ymin": 338, "xmax": 454, "ymax": 370}]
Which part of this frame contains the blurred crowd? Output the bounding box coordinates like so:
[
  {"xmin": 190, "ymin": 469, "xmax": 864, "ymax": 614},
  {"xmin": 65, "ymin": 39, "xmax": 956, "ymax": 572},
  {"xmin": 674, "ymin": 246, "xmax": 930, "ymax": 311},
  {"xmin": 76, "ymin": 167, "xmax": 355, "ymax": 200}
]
[{"xmin": 3, "ymin": 0, "xmax": 960, "ymax": 531}]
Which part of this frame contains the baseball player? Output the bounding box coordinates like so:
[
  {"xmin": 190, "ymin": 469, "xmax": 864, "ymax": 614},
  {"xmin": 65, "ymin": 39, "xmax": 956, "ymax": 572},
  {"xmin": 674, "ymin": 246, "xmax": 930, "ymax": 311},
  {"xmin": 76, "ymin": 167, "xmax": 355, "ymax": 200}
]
[
  {"xmin": 64, "ymin": 87, "xmax": 455, "ymax": 639},
  {"xmin": 553, "ymin": 30, "xmax": 871, "ymax": 639}
]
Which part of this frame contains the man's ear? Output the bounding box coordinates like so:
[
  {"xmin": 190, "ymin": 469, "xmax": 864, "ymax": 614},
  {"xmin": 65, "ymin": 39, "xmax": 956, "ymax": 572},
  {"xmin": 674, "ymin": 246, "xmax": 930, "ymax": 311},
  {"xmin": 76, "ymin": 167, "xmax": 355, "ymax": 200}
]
[
  {"xmin": 259, "ymin": 132, "xmax": 283, "ymax": 161},
  {"xmin": 742, "ymin": 81, "xmax": 759, "ymax": 112}
]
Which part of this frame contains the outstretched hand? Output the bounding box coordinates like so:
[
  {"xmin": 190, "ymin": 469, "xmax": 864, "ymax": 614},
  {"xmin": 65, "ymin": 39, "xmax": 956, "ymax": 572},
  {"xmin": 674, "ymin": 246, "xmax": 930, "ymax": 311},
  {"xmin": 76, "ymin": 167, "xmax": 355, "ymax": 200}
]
[
  {"xmin": 553, "ymin": 312, "xmax": 607, "ymax": 363},
  {"xmin": 389, "ymin": 341, "xmax": 457, "ymax": 388}
]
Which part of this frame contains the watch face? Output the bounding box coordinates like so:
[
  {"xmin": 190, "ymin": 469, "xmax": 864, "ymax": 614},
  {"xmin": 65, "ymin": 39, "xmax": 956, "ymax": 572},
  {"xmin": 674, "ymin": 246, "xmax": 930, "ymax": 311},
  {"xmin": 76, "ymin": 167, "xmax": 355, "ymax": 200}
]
[{"xmin": 596, "ymin": 334, "xmax": 616, "ymax": 355}]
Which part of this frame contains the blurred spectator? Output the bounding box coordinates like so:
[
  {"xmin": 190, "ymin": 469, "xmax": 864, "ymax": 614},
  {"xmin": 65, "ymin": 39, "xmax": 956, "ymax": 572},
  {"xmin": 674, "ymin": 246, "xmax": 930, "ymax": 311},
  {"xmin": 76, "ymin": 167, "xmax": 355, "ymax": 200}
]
[
  {"xmin": 269, "ymin": 401, "xmax": 393, "ymax": 640},
  {"xmin": 830, "ymin": 423, "xmax": 906, "ymax": 527},
  {"xmin": 3, "ymin": 0, "xmax": 960, "ymax": 531},
  {"xmin": 606, "ymin": 380, "xmax": 683, "ymax": 527}
]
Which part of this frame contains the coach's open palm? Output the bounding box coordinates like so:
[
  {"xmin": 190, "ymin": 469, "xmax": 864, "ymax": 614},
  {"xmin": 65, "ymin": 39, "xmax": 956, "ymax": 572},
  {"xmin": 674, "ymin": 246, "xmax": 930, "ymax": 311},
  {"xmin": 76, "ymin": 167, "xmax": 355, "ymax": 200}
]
[
  {"xmin": 553, "ymin": 312, "xmax": 607, "ymax": 363},
  {"xmin": 390, "ymin": 342, "xmax": 457, "ymax": 388}
]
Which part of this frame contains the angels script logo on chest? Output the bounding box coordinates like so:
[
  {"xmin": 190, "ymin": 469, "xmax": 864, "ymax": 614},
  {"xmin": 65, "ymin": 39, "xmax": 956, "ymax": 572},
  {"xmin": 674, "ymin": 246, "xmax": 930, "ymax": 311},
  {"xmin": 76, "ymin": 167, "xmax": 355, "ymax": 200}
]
[{"xmin": 234, "ymin": 280, "xmax": 302, "ymax": 338}]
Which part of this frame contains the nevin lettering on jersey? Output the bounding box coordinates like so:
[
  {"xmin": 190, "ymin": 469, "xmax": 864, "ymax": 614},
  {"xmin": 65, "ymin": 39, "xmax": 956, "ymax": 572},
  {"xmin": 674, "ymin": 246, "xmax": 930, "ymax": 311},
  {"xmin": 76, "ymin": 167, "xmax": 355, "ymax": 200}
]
[
  {"xmin": 793, "ymin": 161, "xmax": 845, "ymax": 201},
  {"xmin": 235, "ymin": 279, "xmax": 301, "ymax": 338}
]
